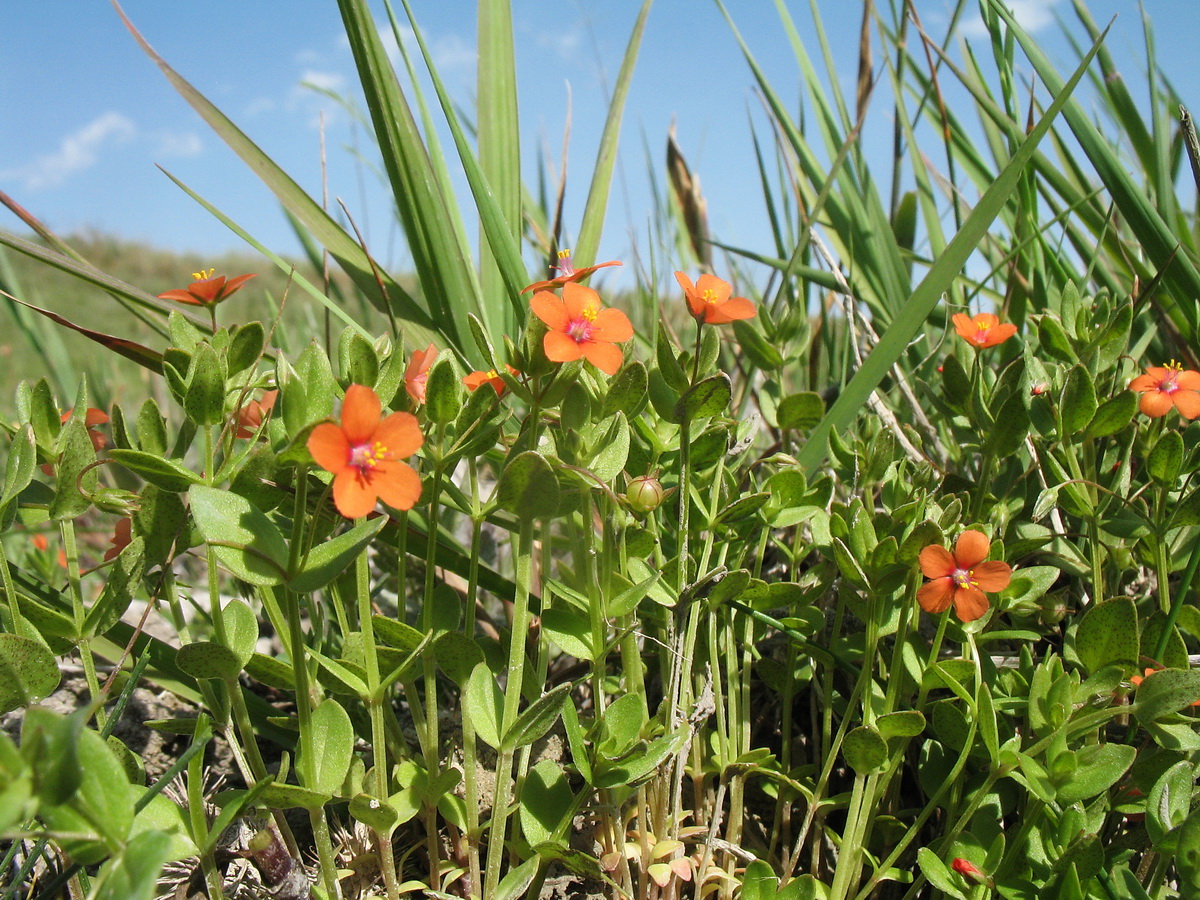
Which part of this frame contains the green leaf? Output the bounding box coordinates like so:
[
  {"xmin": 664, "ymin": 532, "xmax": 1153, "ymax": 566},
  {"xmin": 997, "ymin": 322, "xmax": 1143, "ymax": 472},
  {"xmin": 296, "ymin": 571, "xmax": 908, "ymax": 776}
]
[
  {"xmin": 541, "ymin": 608, "xmax": 594, "ymax": 662},
  {"xmin": 339, "ymin": 328, "xmax": 379, "ymax": 389},
  {"xmin": 464, "ymin": 663, "xmax": 504, "ymax": 750},
  {"xmin": 732, "ymin": 318, "xmax": 784, "ymax": 370},
  {"xmin": 425, "ymin": 356, "xmax": 461, "ymax": 425},
  {"xmin": 1075, "ymin": 598, "xmax": 1139, "ymax": 675},
  {"xmin": 1055, "ymin": 743, "xmax": 1134, "ymax": 804},
  {"xmin": 1, "ymin": 425, "xmax": 35, "ymax": 510},
  {"xmin": 1148, "ymin": 430, "xmax": 1184, "ymax": 485},
  {"xmin": 1060, "ymin": 365, "xmax": 1098, "ymax": 436},
  {"xmin": 309, "ymin": 700, "xmax": 354, "ymax": 797},
  {"xmin": 288, "ymin": 515, "xmax": 387, "ymax": 593},
  {"xmin": 0, "ymin": 635, "xmax": 61, "ymax": 714},
  {"xmin": 984, "ymin": 390, "xmax": 1029, "ymax": 457},
  {"xmin": 50, "ymin": 410, "xmax": 99, "ymax": 520},
  {"xmin": 92, "ymin": 830, "xmax": 173, "ymax": 900},
  {"xmin": 916, "ymin": 848, "xmax": 968, "ymax": 900},
  {"xmin": 1147, "ymin": 760, "xmax": 1194, "ymax": 847},
  {"xmin": 519, "ymin": 759, "xmax": 573, "ymax": 848},
  {"xmin": 184, "ymin": 343, "xmax": 227, "ymax": 427},
  {"xmin": 110, "ymin": 449, "xmax": 201, "ymax": 492},
  {"xmin": 843, "ymin": 725, "xmax": 888, "ymax": 774},
  {"xmin": 1037, "ymin": 315, "xmax": 1078, "ymax": 363},
  {"xmin": 503, "ymin": 682, "xmax": 571, "ymax": 751},
  {"xmin": 597, "ymin": 692, "xmax": 646, "ymax": 758},
  {"xmin": 1085, "ymin": 391, "xmax": 1137, "ymax": 439},
  {"xmin": 255, "ymin": 781, "xmax": 330, "ymax": 811},
  {"xmin": 497, "ymin": 451, "xmax": 559, "ymax": 520},
  {"xmin": 675, "ymin": 373, "xmax": 731, "ymax": 422},
  {"xmin": 227, "ymin": 321, "xmax": 265, "ymax": 375},
  {"xmin": 188, "ymin": 485, "xmax": 289, "ymax": 586},
  {"xmin": 588, "ymin": 413, "xmax": 630, "ymax": 484},
  {"xmin": 875, "ymin": 711, "xmax": 926, "ymax": 740},
  {"xmin": 1133, "ymin": 668, "xmax": 1200, "ymax": 724},
  {"xmin": 176, "ymin": 641, "xmax": 242, "ymax": 682},
  {"xmin": 777, "ymin": 392, "xmax": 825, "ymax": 431}
]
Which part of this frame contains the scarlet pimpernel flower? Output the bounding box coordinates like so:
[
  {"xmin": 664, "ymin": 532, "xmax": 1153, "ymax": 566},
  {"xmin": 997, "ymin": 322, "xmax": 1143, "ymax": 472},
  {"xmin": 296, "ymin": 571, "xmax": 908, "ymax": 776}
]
[
  {"xmin": 105, "ymin": 518, "xmax": 133, "ymax": 562},
  {"xmin": 674, "ymin": 272, "xmax": 756, "ymax": 325},
  {"xmin": 521, "ymin": 248, "xmax": 621, "ymax": 294},
  {"xmin": 158, "ymin": 268, "xmax": 256, "ymax": 307},
  {"xmin": 530, "ymin": 281, "xmax": 633, "ymax": 376},
  {"xmin": 463, "ymin": 364, "xmax": 518, "ymax": 397},
  {"xmin": 307, "ymin": 384, "xmax": 423, "ymax": 519},
  {"xmin": 917, "ymin": 530, "xmax": 1012, "ymax": 623},
  {"xmin": 405, "ymin": 343, "xmax": 438, "ymax": 405},
  {"xmin": 952, "ymin": 312, "xmax": 1017, "ymax": 349},
  {"xmin": 1130, "ymin": 361, "xmax": 1200, "ymax": 419}
]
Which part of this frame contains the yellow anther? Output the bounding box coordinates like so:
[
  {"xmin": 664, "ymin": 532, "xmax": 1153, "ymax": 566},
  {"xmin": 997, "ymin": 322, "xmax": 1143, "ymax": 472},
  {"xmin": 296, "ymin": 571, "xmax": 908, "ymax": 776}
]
[{"xmin": 192, "ymin": 267, "xmax": 215, "ymax": 281}]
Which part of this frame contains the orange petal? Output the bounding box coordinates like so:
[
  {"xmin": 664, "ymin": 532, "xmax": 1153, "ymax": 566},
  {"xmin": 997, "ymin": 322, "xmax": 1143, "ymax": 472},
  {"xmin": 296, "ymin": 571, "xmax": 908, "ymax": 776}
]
[
  {"xmin": 341, "ymin": 384, "xmax": 382, "ymax": 444},
  {"xmin": 1129, "ymin": 373, "xmax": 1158, "ymax": 392},
  {"xmin": 83, "ymin": 408, "xmax": 110, "ymax": 427},
  {"xmin": 157, "ymin": 289, "xmax": 204, "ymax": 305},
  {"xmin": 1177, "ymin": 370, "xmax": 1200, "ymax": 390},
  {"xmin": 1139, "ymin": 391, "xmax": 1173, "ymax": 417},
  {"xmin": 951, "ymin": 313, "xmax": 976, "ymax": 341},
  {"xmin": 917, "ymin": 578, "xmax": 953, "ymax": 613},
  {"xmin": 971, "ymin": 560, "xmax": 1013, "ymax": 592},
  {"xmin": 590, "ymin": 307, "xmax": 634, "ymax": 343},
  {"xmin": 220, "ymin": 273, "xmax": 257, "ymax": 298},
  {"xmin": 583, "ymin": 341, "xmax": 624, "ymax": 376},
  {"xmin": 695, "ymin": 274, "xmax": 732, "ymax": 305},
  {"xmin": 530, "ymin": 291, "xmax": 569, "ymax": 332},
  {"xmin": 982, "ymin": 323, "xmax": 1017, "ymax": 347},
  {"xmin": 918, "ymin": 544, "xmax": 955, "ymax": 579},
  {"xmin": 1175, "ymin": 391, "xmax": 1200, "ymax": 420},
  {"xmin": 374, "ymin": 411, "xmax": 424, "ymax": 459},
  {"xmin": 718, "ymin": 296, "xmax": 757, "ymax": 322},
  {"xmin": 952, "ymin": 585, "xmax": 990, "ymax": 622},
  {"xmin": 953, "ymin": 530, "xmax": 991, "ymax": 568},
  {"xmin": 673, "ymin": 271, "xmax": 697, "ymax": 297},
  {"xmin": 562, "ymin": 281, "xmax": 601, "ymax": 321},
  {"xmin": 544, "ymin": 331, "xmax": 584, "ymax": 363},
  {"xmin": 332, "ymin": 468, "xmax": 378, "ymax": 519},
  {"xmin": 374, "ymin": 460, "xmax": 423, "ymax": 511},
  {"xmin": 307, "ymin": 423, "xmax": 351, "ymax": 474}
]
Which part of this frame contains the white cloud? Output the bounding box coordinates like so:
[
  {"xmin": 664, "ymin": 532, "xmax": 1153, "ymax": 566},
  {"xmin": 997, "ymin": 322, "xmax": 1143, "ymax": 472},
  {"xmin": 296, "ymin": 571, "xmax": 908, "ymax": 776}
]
[
  {"xmin": 154, "ymin": 132, "xmax": 203, "ymax": 158},
  {"xmin": 535, "ymin": 20, "xmax": 583, "ymax": 59},
  {"xmin": 961, "ymin": 0, "xmax": 1062, "ymax": 38},
  {"xmin": 374, "ymin": 17, "xmax": 475, "ymax": 81},
  {"xmin": 0, "ymin": 111, "xmax": 135, "ymax": 190},
  {"xmin": 244, "ymin": 97, "xmax": 277, "ymax": 117},
  {"xmin": 299, "ymin": 69, "xmax": 348, "ymax": 94}
]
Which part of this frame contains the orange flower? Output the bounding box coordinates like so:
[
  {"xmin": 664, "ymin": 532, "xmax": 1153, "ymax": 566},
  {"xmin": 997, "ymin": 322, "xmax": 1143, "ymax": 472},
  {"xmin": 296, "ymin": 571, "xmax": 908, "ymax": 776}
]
[
  {"xmin": 158, "ymin": 268, "xmax": 256, "ymax": 307},
  {"xmin": 521, "ymin": 248, "xmax": 621, "ymax": 294},
  {"xmin": 405, "ymin": 343, "xmax": 438, "ymax": 405},
  {"xmin": 463, "ymin": 364, "xmax": 518, "ymax": 397},
  {"xmin": 104, "ymin": 518, "xmax": 133, "ymax": 562},
  {"xmin": 234, "ymin": 390, "xmax": 278, "ymax": 439},
  {"xmin": 307, "ymin": 384, "xmax": 423, "ymax": 519},
  {"xmin": 952, "ymin": 312, "xmax": 1017, "ymax": 349},
  {"xmin": 674, "ymin": 272, "xmax": 756, "ymax": 325},
  {"xmin": 1130, "ymin": 361, "xmax": 1200, "ymax": 419},
  {"xmin": 530, "ymin": 281, "xmax": 633, "ymax": 376},
  {"xmin": 917, "ymin": 530, "xmax": 1012, "ymax": 622}
]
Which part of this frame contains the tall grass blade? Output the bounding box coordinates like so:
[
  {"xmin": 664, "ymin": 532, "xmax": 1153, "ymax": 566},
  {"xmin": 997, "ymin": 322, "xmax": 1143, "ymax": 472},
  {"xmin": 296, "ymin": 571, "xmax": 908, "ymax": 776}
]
[
  {"xmin": 797, "ymin": 14, "xmax": 1111, "ymax": 474},
  {"xmin": 574, "ymin": 0, "xmax": 653, "ymax": 269}
]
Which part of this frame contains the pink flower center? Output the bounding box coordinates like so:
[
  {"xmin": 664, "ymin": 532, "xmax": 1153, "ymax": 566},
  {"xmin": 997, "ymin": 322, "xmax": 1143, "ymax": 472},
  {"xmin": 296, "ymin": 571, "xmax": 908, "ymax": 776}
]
[
  {"xmin": 350, "ymin": 441, "xmax": 388, "ymax": 473},
  {"xmin": 951, "ymin": 567, "xmax": 976, "ymax": 590},
  {"xmin": 567, "ymin": 306, "xmax": 599, "ymax": 343},
  {"xmin": 553, "ymin": 249, "xmax": 576, "ymax": 277},
  {"xmin": 1159, "ymin": 361, "xmax": 1185, "ymax": 394},
  {"xmin": 973, "ymin": 325, "xmax": 990, "ymax": 344}
]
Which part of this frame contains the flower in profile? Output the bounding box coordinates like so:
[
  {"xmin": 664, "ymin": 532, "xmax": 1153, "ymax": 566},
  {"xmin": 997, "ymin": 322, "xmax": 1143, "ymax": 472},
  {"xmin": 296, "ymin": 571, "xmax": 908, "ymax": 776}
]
[
  {"xmin": 917, "ymin": 530, "xmax": 1012, "ymax": 622},
  {"xmin": 530, "ymin": 281, "xmax": 633, "ymax": 376},
  {"xmin": 950, "ymin": 858, "xmax": 991, "ymax": 887},
  {"xmin": 1130, "ymin": 361, "xmax": 1200, "ymax": 419},
  {"xmin": 405, "ymin": 343, "xmax": 438, "ymax": 405},
  {"xmin": 674, "ymin": 272, "xmax": 756, "ymax": 325},
  {"xmin": 952, "ymin": 312, "xmax": 1017, "ymax": 349},
  {"xmin": 104, "ymin": 518, "xmax": 133, "ymax": 562},
  {"xmin": 521, "ymin": 248, "xmax": 621, "ymax": 294},
  {"xmin": 158, "ymin": 268, "xmax": 256, "ymax": 307},
  {"xmin": 463, "ymin": 364, "xmax": 518, "ymax": 397},
  {"xmin": 307, "ymin": 384, "xmax": 423, "ymax": 519},
  {"xmin": 234, "ymin": 390, "xmax": 278, "ymax": 439}
]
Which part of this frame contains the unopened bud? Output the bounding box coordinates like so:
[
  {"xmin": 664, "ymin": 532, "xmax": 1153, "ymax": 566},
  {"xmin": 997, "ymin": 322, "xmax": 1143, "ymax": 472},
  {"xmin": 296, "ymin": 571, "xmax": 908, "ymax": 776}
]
[{"xmin": 626, "ymin": 475, "xmax": 666, "ymax": 513}]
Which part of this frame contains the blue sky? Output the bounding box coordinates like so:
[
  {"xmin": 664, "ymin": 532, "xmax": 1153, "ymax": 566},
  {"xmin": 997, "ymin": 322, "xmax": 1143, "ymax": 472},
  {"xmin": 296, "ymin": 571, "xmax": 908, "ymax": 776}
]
[{"xmin": 2, "ymin": 1, "xmax": 1196, "ymax": 282}]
